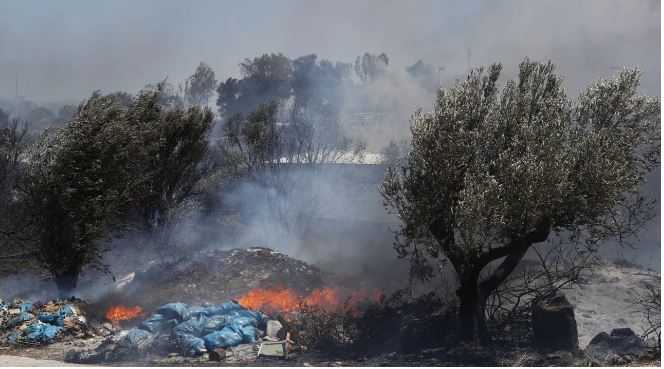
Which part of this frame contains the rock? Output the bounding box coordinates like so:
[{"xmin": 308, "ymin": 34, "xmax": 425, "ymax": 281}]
[
  {"xmin": 102, "ymin": 323, "xmax": 113, "ymax": 331},
  {"xmin": 586, "ymin": 327, "xmax": 646, "ymax": 354},
  {"xmin": 531, "ymin": 294, "xmax": 579, "ymax": 351},
  {"xmin": 208, "ymin": 348, "xmax": 226, "ymax": 361},
  {"xmin": 610, "ymin": 327, "xmax": 637, "ymax": 337},
  {"xmin": 584, "ymin": 327, "xmax": 651, "ymax": 365},
  {"xmin": 265, "ymin": 320, "xmax": 284, "ymax": 339}
]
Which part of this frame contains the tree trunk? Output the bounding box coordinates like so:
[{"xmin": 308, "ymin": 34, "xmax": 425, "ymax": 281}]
[
  {"xmin": 53, "ymin": 269, "xmax": 79, "ymax": 298},
  {"xmin": 457, "ymin": 271, "xmax": 490, "ymax": 344}
]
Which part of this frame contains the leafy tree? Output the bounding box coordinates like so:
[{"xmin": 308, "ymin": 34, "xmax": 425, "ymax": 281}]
[
  {"xmin": 216, "ymin": 53, "xmax": 293, "ymax": 118},
  {"xmin": 24, "ymin": 90, "xmax": 160, "ymax": 294},
  {"xmin": 0, "ymin": 118, "xmax": 29, "ymax": 250},
  {"xmin": 0, "ymin": 108, "xmax": 9, "ymax": 125},
  {"xmin": 354, "ymin": 52, "xmax": 389, "ymax": 82},
  {"xmin": 134, "ymin": 85, "xmax": 216, "ymax": 235},
  {"xmin": 291, "ymin": 54, "xmax": 351, "ymax": 113},
  {"xmin": 381, "ymin": 60, "xmax": 660, "ymax": 342},
  {"xmin": 406, "ymin": 60, "xmax": 440, "ymax": 92},
  {"xmin": 185, "ymin": 62, "xmax": 217, "ymax": 107}
]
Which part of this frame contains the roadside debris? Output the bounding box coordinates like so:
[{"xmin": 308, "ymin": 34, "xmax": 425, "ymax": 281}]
[
  {"xmin": 258, "ymin": 331, "xmax": 294, "ymax": 358},
  {"xmin": 116, "ymin": 301, "xmax": 267, "ymax": 358},
  {"xmin": 0, "ymin": 298, "xmax": 91, "ymax": 345}
]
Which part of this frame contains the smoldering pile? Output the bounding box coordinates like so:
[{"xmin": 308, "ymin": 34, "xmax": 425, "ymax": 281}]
[{"xmin": 104, "ymin": 247, "xmax": 341, "ymax": 310}]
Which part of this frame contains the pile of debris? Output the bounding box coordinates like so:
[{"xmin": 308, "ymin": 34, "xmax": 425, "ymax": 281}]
[
  {"xmin": 105, "ymin": 247, "xmax": 338, "ymax": 311},
  {"xmin": 123, "ymin": 301, "xmax": 264, "ymax": 356},
  {"xmin": 67, "ymin": 300, "xmax": 296, "ymax": 364},
  {"xmin": 0, "ymin": 298, "xmax": 91, "ymax": 345}
]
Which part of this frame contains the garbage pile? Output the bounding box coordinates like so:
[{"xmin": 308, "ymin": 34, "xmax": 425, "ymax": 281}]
[
  {"xmin": 117, "ymin": 301, "xmax": 267, "ymax": 358},
  {"xmin": 0, "ymin": 298, "xmax": 91, "ymax": 344}
]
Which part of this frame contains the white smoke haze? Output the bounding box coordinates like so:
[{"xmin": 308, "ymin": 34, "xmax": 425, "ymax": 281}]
[{"xmin": 0, "ymin": 0, "xmax": 659, "ymax": 300}]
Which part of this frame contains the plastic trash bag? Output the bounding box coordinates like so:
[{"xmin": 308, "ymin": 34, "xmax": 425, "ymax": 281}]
[
  {"xmin": 172, "ymin": 315, "xmax": 209, "ymax": 337},
  {"xmin": 240, "ymin": 325, "xmax": 258, "ymax": 343},
  {"xmin": 18, "ymin": 301, "xmax": 33, "ymax": 313},
  {"xmin": 228, "ymin": 309, "xmax": 265, "ymax": 324},
  {"xmin": 177, "ymin": 333, "xmax": 206, "ymax": 357},
  {"xmin": 5, "ymin": 312, "xmax": 31, "ymax": 328},
  {"xmin": 37, "ymin": 312, "xmax": 62, "ymax": 325},
  {"xmin": 122, "ymin": 329, "xmax": 153, "ymax": 348},
  {"xmin": 205, "ymin": 301, "xmax": 243, "ymax": 316},
  {"xmin": 24, "ymin": 322, "xmax": 61, "ymax": 342},
  {"xmin": 203, "ymin": 326, "xmax": 242, "ymax": 350},
  {"xmin": 138, "ymin": 313, "xmax": 168, "ymax": 333},
  {"xmin": 186, "ymin": 306, "xmax": 209, "ymax": 318},
  {"xmin": 201, "ymin": 315, "xmax": 231, "ymax": 336},
  {"xmin": 155, "ymin": 303, "xmax": 189, "ymax": 322},
  {"xmin": 231, "ymin": 316, "xmax": 256, "ymax": 327}
]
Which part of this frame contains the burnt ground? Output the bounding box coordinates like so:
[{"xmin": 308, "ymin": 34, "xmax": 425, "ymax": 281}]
[{"xmin": 0, "ymin": 247, "xmax": 661, "ymax": 366}]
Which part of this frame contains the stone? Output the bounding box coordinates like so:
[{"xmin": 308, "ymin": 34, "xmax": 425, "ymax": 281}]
[
  {"xmin": 208, "ymin": 348, "xmax": 226, "ymax": 361},
  {"xmin": 531, "ymin": 294, "xmax": 579, "ymax": 351},
  {"xmin": 102, "ymin": 323, "xmax": 113, "ymax": 331},
  {"xmin": 586, "ymin": 327, "xmax": 646, "ymax": 355},
  {"xmin": 265, "ymin": 319, "xmax": 284, "ymax": 339}
]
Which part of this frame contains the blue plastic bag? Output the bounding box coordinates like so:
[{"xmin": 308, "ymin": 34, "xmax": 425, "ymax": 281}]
[
  {"xmin": 139, "ymin": 313, "xmax": 168, "ymax": 333},
  {"xmin": 177, "ymin": 333, "xmax": 206, "ymax": 357},
  {"xmin": 228, "ymin": 309, "xmax": 265, "ymax": 325},
  {"xmin": 155, "ymin": 303, "xmax": 189, "ymax": 322},
  {"xmin": 240, "ymin": 325, "xmax": 258, "ymax": 343},
  {"xmin": 37, "ymin": 312, "xmax": 62, "ymax": 325},
  {"xmin": 122, "ymin": 329, "xmax": 153, "ymax": 348},
  {"xmin": 18, "ymin": 301, "xmax": 33, "ymax": 313},
  {"xmin": 203, "ymin": 326, "xmax": 243, "ymax": 350},
  {"xmin": 205, "ymin": 301, "xmax": 243, "ymax": 316},
  {"xmin": 231, "ymin": 316, "xmax": 256, "ymax": 327},
  {"xmin": 200, "ymin": 315, "xmax": 231, "ymax": 336},
  {"xmin": 172, "ymin": 315, "xmax": 209, "ymax": 337},
  {"xmin": 60, "ymin": 305, "xmax": 74, "ymax": 315},
  {"xmin": 24, "ymin": 322, "xmax": 60, "ymax": 342},
  {"xmin": 186, "ymin": 306, "xmax": 209, "ymax": 318},
  {"xmin": 6, "ymin": 312, "xmax": 31, "ymax": 327}
]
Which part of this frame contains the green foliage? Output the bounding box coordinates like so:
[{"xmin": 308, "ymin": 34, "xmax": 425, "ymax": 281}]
[
  {"xmin": 291, "ymin": 302, "xmax": 360, "ymax": 353},
  {"xmin": 216, "ymin": 53, "xmax": 352, "ymax": 119},
  {"xmin": 185, "ymin": 62, "xmax": 217, "ymax": 107},
  {"xmin": 354, "ymin": 52, "xmax": 389, "ymax": 82},
  {"xmin": 382, "ymin": 59, "xmax": 660, "ymax": 282},
  {"xmin": 0, "ymin": 118, "xmax": 29, "ymax": 249},
  {"xmin": 136, "ymin": 90, "xmax": 215, "ymax": 229},
  {"xmin": 23, "ymin": 83, "xmax": 216, "ymax": 291},
  {"xmin": 217, "ymin": 53, "xmax": 293, "ymax": 117},
  {"xmin": 24, "ymin": 90, "xmax": 158, "ymax": 284}
]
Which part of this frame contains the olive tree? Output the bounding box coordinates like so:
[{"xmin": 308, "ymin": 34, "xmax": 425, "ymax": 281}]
[
  {"xmin": 23, "ymin": 90, "xmax": 159, "ymax": 294},
  {"xmin": 23, "ymin": 84, "xmax": 216, "ymax": 295},
  {"xmin": 381, "ymin": 60, "xmax": 660, "ymax": 342}
]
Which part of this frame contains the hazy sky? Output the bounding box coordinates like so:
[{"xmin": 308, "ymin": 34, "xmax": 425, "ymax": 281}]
[{"xmin": 0, "ymin": 0, "xmax": 660, "ymax": 102}]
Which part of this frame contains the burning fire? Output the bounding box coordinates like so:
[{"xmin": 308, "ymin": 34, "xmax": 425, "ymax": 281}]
[
  {"xmin": 237, "ymin": 287, "xmax": 383, "ymax": 313},
  {"xmin": 105, "ymin": 304, "xmax": 143, "ymax": 325}
]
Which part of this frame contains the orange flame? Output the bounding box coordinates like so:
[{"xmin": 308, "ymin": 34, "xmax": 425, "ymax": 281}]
[
  {"xmin": 237, "ymin": 287, "xmax": 383, "ymax": 313},
  {"xmin": 105, "ymin": 304, "xmax": 143, "ymax": 325}
]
